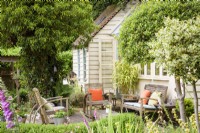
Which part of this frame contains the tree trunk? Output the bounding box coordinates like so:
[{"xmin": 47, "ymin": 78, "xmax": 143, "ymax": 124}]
[
  {"xmin": 192, "ymin": 81, "xmax": 200, "ymax": 133},
  {"xmin": 175, "ymin": 77, "xmax": 186, "ymax": 122}
]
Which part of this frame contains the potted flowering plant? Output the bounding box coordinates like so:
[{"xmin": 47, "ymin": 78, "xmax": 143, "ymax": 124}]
[{"xmin": 53, "ymin": 110, "xmax": 67, "ymax": 125}]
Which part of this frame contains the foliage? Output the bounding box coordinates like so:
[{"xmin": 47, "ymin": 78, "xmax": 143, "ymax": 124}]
[
  {"xmin": 54, "ymin": 110, "xmax": 66, "ymax": 118},
  {"xmin": 91, "ymin": 0, "xmax": 127, "ymax": 19},
  {"xmin": 150, "ymin": 17, "xmax": 200, "ymax": 80},
  {"xmin": 19, "ymin": 88, "xmax": 29, "ymax": 103},
  {"xmin": 0, "ymin": 77, "xmax": 6, "ymax": 90},
  {"xmin": 118, "ymin": 1, "xmax": 200, "ymax": 64},
  {"xmin": 0, "ymin": 105, "xmax": 3, "ymax": 117},
  {"xmin": 150, "ymin": 16, "xmax": 200, "ymax": 131},
  {"xmin": 176, "ymin": 98, "xmax": 194, "ymax": 118},
  {"xmin": 56, "ymin": 51, "xmax": 72, "ymax": 78},
  {"xmin": 1, "ymin": 112, "xmax": 198, "ymax": 133},
  {"xmin": 113, "ymin": 60, "xmax": 139, "ymax": 94},
  {"xmin": 0, "ymin": 113, "xmax": 144, "ymax": 133},
  {"xmin": 54, "ymin": 82, "xmax": 73, "ymax": 97},
  {"xmin": 0, "ymin": 1, "xmax": 95, "ymax": 96},
  {"xmin": 0, "ymin": 47, "xmax": 21, "ymax": 56},
  {"xmin": 69, "ymin": 92, "xmax": 85, "ymax": 108}
]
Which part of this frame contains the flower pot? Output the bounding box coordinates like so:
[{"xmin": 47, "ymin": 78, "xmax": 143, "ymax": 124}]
[
  {"xmin": 106, "ymin": 108, "xmax": 110, "ymax": 113},
  {"xmin": 18, "ymin": 116, "xmax": 27, "ymax": 123},
  {"xmin": 21, "ymin": 117, "xmax": 27, "ymax": 123},
  {"xmin": 53, "ymin": 117, "xmax": 65, "ymax": 125}
]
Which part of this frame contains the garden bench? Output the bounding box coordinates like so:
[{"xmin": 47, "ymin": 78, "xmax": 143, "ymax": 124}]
[
  {"xmin": 29, "ymin": 88, "xmax": 69, "ymax": 124},
  {"xmin": 121, "ymin": 84, "xmax": 168, "ymax": 116}
]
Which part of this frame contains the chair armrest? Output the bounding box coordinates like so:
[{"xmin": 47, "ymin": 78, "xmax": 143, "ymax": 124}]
[
  {"xmin": 48, "ymin": 97, "xmax": 69, "ymax": 108},
  {"xmin": 46, "ymin": 96, "xmax": 63, "ymax": 101}
]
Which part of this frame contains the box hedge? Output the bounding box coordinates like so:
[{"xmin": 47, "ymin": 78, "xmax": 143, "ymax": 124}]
[{"xmin": 0, "ymin": 113, "xmax": 144, "ymax": 133}]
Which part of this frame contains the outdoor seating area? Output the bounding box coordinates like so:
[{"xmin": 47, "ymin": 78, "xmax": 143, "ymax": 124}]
[
  {"xmin": 1, "ymin": 0, "xmax": 200, "ymax": 133},
  {"xmin": 121, "ymin": 84, "xmax": 170, "ymax": 116}
]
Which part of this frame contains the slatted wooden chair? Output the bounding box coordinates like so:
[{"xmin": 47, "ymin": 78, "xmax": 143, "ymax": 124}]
[
  {"xmin": 83, "ymin": 83, "xmax": 112, "ymax": 118},
  {"xmin": 121, "ymin": 84, "xmax": 168, "ymax": 116},
  {"xmin": 29, "ymin": 88, "xmax": 69, "ymax": 124}
]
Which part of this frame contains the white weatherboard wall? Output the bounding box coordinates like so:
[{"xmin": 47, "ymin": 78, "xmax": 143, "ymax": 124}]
[{"xmin": 73, "ymin": 2, "xmax": 134, "ymax": 93}]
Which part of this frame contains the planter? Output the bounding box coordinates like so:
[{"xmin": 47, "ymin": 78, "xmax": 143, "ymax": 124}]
[
  {"xmin": 18, "ymin": 116, "xmax": 27, "ymax": 123},
  {"xmin": 21, "ymin": 117, "xmax": 27, "ymax": 123},
  {"xmin": 53, "ymin": 117, "xmax": 65, "ymax": 125},
  {"xmin": 106, "ymin": 108, "xmax": 110, "ymax": 113}
]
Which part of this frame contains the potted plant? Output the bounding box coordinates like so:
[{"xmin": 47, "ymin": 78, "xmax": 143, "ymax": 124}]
[
  {"xmin": 104, "ymin": 103, "xmax": 112, "ymax": 113},
  {"xmin": 16, "ymin": 106, "xmax": 27, "ymax": 123},
  {"xmin": 53, "ymin": 110, "xmax": 67, "ymax": 125}
]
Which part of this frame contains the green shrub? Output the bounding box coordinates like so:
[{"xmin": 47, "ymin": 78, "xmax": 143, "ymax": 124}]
[
  {"xmin": 0, "ymin": 113, "xmax": 144, "ymax": 133},
  {"xmin": 69, "ymin": 92, "xmax": 85, "ymax": 108},
  {"xmin": 176, "ymin": 98, "xmax": 194, "ymax": 118},
  {"xmin": 19, "ymin": 88, "xmax": 29, "ymax": 103},
  {"xmin": 55, "ymin": 82, "xmax": 73, "ymax": 97}
]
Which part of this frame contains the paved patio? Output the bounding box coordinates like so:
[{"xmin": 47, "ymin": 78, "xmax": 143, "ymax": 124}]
[{"xmin": 27, "ymin": 109, "xmax": 119, "ymax": 125}]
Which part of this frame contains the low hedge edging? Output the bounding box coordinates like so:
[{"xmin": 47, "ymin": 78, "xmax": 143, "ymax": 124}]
[{"xmin": 0, "ymin": 113, "xmax": 144, "ymax": 133}]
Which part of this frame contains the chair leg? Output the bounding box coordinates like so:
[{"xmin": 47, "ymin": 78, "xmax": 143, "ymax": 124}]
[{"xmin": 89, "ymin": 104, "xmax": 92, "ymax": 118}]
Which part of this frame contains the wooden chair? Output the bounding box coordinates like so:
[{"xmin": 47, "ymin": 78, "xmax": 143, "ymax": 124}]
[
  {"xmin": 29, "ymin": 88, "xmax": 69, "ymax": 124},
  {"xmin": 121, "ymin": 84, "xmax": 168, "ymax": 117},
  {"xmin": 83, "ymin": 83, "xmax": 112, "ymax": 118}
]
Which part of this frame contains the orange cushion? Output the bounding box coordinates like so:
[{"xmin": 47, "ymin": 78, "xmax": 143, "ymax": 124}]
[
  {"xmin": 88, "ymin": 88, "xmax": 103, "ymax": 101},
  {"xmin": 138, "ymin": 90, "xmax": 151, "ymax": 105}
]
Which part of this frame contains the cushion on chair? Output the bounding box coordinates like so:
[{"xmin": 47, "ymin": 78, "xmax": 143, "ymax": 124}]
[
  {"xmin": 88, "ymin": 88, "xmax": 103, "ymax": 101},
  {"xmin": 138, "ymin": 90, "xmax": 151, "ymax": 104},
  {"xmin": 41, "ymin": 97, "xmax": 54, "ymax": 110},
  {"xmin": 148, "ymin": 91, "xmax": 162, "ymax": 106}
]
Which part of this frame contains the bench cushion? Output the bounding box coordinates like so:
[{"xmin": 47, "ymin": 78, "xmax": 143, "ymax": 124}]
[
  {"xmin": 124, "ymin": 102, "xmax": 157, "ymax": 110},
  {"xmin": 138, "ymin": 90, "xmax": 151, "ymax": 104},
  {"xmin": 88, "ymin": 88, "xmax": 103, "ymax": 101},
  {"xmin": 148, "ymin": 91, "xmax": 162, "ymax": 106}
]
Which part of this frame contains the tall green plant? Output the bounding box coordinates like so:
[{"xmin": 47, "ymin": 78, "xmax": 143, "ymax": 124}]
[
  {"xmin": 150, "ymin": 16, "xmax": 200, "ymax": 132},
  {"xmin": 113, "ymin": 60, "xmax": 139, "ymax": 94},
  {"xmin": 119, "ymin": 1, "xmax": 200, "ymax": 64}
]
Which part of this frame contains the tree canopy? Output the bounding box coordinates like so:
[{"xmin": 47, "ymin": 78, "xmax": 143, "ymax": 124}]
[
  {"xmin": 0, "ymin": 1, "xmax": 95, "ymax": 96},
  {"xmin": 118, "ymin": 1, "xmax": 200, "ymax": 64},
  {"xmin": 150, "ymin": 16, "xmax": 200, "ymax": 132}
]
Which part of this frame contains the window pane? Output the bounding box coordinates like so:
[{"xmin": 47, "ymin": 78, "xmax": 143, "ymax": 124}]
[
  {"xmin": 147, "ymin": 63, "xmax": 151, "ymax": 75},
  {"xmin": 155, "ymin": 63, "xmax": 159, "ymax": 75},
  {"xmin": 141, "ymin": 64, "xmax": 144, "ymax": 75},
  {"xmin": 77, "ymin": 50, "xmax": 80, "ymax": 78},
  {"xmin": 83, "ymin": 49, "xmax": 86, "ymax": 80},
  {"xmin": 162, "ymin": 66, "xmax": 167, "ymax": 76}
]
